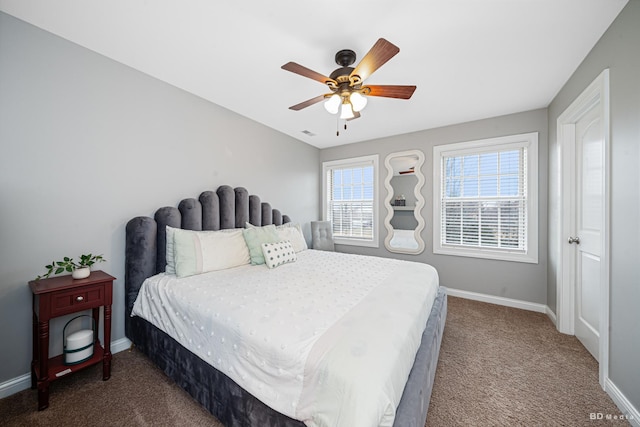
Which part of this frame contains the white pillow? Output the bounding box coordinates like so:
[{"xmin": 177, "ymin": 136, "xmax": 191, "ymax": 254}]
[
  {"xmin": 166, "ymin": 226, "xmax": 177, "ymax": 275},
  {"xmin": 275, "ymin": 223, "xmax": 308, "ymax": 253},
  {"xmin": 261, "ymin": 240, "xmax": 297, "ymax": 269},
  {"xmin": 173, "ymin": 228, "xmax": 250, "ymax": 278}
]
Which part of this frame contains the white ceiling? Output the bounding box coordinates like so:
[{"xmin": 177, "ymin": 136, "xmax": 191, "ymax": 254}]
[{"xmin": 0, "ymin": 0, "xmax": 628, "ymax": 149}]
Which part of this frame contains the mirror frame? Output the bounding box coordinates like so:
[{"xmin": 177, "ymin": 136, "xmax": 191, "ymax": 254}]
[{"xmin": 383, "ymin": 149, "xmax": 426, "ymax": 254}]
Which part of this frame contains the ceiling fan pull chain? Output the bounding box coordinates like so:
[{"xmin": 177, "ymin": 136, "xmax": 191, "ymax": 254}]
[{"xmin": 336, "ymin": 115, "xmax": 340, "ymax": 136}]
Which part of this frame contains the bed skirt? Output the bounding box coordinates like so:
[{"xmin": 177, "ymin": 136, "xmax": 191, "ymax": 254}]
[{"xmin": 127, "ymin": 287, "xmax": 447, "ymax": 427}]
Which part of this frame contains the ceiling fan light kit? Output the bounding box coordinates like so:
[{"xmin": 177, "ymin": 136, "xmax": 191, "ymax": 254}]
[
  {"xmin": 349, "ymin": 92, "xmax": 367, "ymax": 112},
  {"xmin": 324, "ymin": 94, "xmax": 341, "ymax": 114},
  {"xmin": 339, "ymin": 100, "xmax": 355, "ymax": 120},
  {"xmin": 282, "ymin": 38, "xmax": 416, "ymax": 135}
]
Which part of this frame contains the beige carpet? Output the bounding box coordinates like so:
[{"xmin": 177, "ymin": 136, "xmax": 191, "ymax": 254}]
[
  {"xmin": 425, "ymin": 297, "xmax": 627, "ymax": 426},
  {"xmin": 0, "ymin": 296, "xmax": 628, "ymax": 426}
]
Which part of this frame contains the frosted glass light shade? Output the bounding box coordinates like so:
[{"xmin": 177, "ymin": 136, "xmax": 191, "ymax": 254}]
[
  {"xmin": 324, "ymin": 94, "xmax": 341, "ymax": 114},
  {"xmin": 340, "ymin": 102, "xmax": 355, "ymax": 119},
  {"xmin": 350, "ymin": 92, "xmax": 368, "ymax": 112}
]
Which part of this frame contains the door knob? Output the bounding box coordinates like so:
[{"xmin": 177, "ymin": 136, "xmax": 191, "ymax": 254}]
[{"xmin": 568, "ymin": 236, "xmax": 581, "ymax": 244}]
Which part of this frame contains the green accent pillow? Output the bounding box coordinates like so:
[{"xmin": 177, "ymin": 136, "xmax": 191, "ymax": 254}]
[{"xmin": 242, "ymin": 225, "xmax": 280, "ymax": 265}]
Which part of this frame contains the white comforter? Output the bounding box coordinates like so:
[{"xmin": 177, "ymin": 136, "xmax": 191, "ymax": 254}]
[{"xmin": 132, "ymin": 249, "xmax": 439, "ymax": 427}]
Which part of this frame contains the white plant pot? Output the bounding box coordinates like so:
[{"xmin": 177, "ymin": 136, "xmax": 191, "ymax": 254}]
[{"xmin": 72, "ymin": 267, "xmax": 90, "ymax": 280}]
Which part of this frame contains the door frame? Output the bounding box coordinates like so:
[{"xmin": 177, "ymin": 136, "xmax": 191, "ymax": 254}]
[{"xmin": 556, "ymin": 69, "xmax": 610, "ymax": 388}]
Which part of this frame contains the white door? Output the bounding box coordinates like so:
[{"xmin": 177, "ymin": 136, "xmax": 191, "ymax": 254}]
[
  {"xmin": 557, "ymin": 69, "xmax": 609, "ymax": 385},
  {"xmin": 572, "ymin": 103, "xmax": 603, "ymax": 361}
]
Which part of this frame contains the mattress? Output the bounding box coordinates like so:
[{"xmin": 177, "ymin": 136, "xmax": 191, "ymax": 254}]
[{"xmin": 132, "ymin": 249, "xmax": 439, "ymax": 427}]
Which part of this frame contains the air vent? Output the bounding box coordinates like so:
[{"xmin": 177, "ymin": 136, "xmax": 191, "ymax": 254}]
[{"xmin": 301, "ymin": 130, "xmax": 316, "ymax": 137}]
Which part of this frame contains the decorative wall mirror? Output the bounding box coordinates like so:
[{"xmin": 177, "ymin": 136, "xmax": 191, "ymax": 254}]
[{"xmin": 383, "ymin": 150, "xmax": 426, "ymax": 254}]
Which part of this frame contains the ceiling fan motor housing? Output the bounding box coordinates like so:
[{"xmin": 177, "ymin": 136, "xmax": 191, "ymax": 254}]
[
  {"xmin": 335, "ymin": 49, "xmax": 356, "ymax": 67},
  {"xmin": 329, "ymin": 67, "xmax": 355, "ymax": 84},
  {"xmin": 331, "ymin": 49, "xmax": 358, "ymax": 87}
]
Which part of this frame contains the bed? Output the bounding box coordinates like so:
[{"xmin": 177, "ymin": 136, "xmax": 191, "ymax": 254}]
[{"xmin": 125, "ymin": 185, "xmax": 447, "ymax": 427}]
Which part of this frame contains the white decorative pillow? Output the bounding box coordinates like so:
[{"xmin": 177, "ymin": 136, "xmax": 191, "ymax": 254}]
[
  {"xmin": 165, "ymin": 226, "xmax": 177, "ymax": 275},
  {"xmin": 275, "ymin": 223, "xmax": 308, "ymax": 253},
  {"xmin": 261, "ymin": 240, "xmax": 297, "ymax": 269},
  {"xmin": 173, "ymin": 228, "xmax": 250, "ymax": 277}
]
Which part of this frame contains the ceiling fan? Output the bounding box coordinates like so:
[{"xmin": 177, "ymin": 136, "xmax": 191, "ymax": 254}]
[{"xmin": 281, "ymin": 38, "xmax": 416, "ymax": 122}]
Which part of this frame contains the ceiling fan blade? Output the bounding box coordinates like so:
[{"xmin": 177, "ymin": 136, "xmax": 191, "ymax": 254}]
[
  {"xmin": 347, "ymin": 111, "xmax": 361, "ymax": 121},
  {"xmin": 364, "ymin": 85, "xmax": 416, "ymax": 99},
  {"xmin": 281, "ymin": 62, "xmax": 337, "ymax": 86},
  {"xmin": 288, "ymin": 94, "xmax": 327, "ymax": 111},
  {"xmin": 349, "ymin": 38, "xmax": 400, "ymax": 84}
]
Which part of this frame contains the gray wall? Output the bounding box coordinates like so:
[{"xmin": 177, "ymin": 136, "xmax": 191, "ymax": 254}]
[
  {"xmin": 0, "ymin": 13, "xmax": 320, "ymax": 384},
  {"xmin": 321, "ymin": 109, "xmax": 548, "ymax": 304},
  {"xmin": 547, "ymin": 0, "xmax": 640, "ymax": 410}
]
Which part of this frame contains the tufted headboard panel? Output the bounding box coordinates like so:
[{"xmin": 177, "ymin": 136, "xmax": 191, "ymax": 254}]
[{"xmin": 124, "ymin": 185, "xmax": 290, "ymax": 337}]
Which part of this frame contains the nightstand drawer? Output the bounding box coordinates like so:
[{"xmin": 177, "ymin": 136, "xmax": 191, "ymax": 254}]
[{"xmin": 50, "ymin": 284, "xmax": 105, "ymax": 316}]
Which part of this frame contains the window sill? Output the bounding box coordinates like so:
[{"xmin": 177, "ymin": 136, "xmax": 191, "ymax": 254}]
[
  {"xmin": 434, "ymin": 245, "xmax": 538, "ymax": 264},
  {"xmin": 334, "ymin": 237, "xmax": 379, "ymax": 248}
]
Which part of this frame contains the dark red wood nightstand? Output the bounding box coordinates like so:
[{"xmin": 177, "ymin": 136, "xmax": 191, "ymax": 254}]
[{"xmin": 29, "ymin": 270, "xmax": 115, "ymax": 410}]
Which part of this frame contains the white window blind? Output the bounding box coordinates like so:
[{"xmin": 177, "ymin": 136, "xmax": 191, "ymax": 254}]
[
  {"xmin": 441, "ymin": 149, "xmax": 527, "ymax": 250},
  {"xmin": 433, "ymin": 133, "xmax": 538, "ymax": 263},
  {"xmin": 323, "ymin": 155, "xmax": 378, "ymax": 247}
]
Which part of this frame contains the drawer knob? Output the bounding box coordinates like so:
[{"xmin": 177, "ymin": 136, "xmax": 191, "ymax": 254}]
[{"xmin": 76, "ymin": 296, "xmax": 84, "ymax": 302}]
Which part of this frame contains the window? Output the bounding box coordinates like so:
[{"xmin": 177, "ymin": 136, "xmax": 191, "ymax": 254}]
[
  {"xmin": 323, "ymin": 155, "xmax": 379, "ymax": 247},
  {"xmin": 433, "ymin": 133, "xmax": 538, "ymax": 263}
]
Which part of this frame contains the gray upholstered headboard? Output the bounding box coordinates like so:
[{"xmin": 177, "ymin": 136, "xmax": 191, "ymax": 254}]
[{"xmin": 124, "ymin": 185, "xmax": 290, "ymax": 337}]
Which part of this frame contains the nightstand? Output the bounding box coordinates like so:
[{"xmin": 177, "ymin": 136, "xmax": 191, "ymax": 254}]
[{"xmin": 29, "ymin": 270, "xmax": 115, "ymax": 410}]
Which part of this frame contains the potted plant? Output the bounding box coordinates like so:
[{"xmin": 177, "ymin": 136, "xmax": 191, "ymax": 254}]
[{"xmin": 37, "ymin": 254, "xmax": 106, "ymax": 280}]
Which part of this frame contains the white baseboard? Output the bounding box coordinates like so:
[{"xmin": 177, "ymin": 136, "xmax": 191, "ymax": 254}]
[
  {"xmin": 605, "ymin": 378, "xmax": 640, "ymax": 426},
  {"xmin": 111, "ymin": 337, "xmax": 132, "ymax": 354},
  {"xmin": 0, "ymin": 337, "xmax": 132, "ymax": 399},
  {"xmin": 545, "ymin": 306, "xmax": 558, "ymax": 326},
  {"xmin": 444, "ymin": 287, "xmax": 547, "ymax": 313},
  {"xmin": 0, "ymin": 373, "xmax": 31, "ymax": 400}
]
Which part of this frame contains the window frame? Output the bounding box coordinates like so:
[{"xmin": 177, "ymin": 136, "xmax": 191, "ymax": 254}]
[
  {"xmin": 433, "ymin": 132, "xmax": 538, "ymax": 263},
  {"xmin": 322, "ymin": 154, "xmax": 379, "ymax": 248}
]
